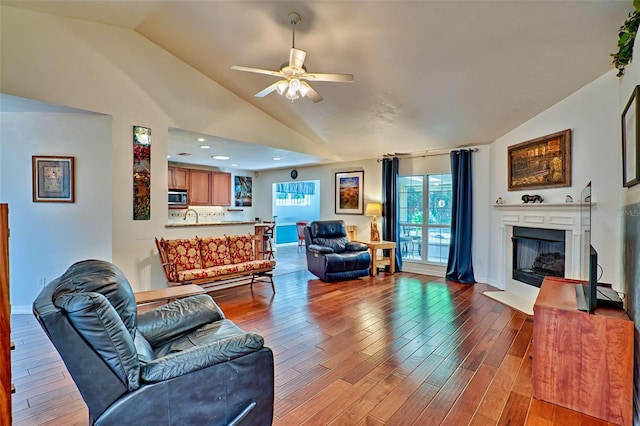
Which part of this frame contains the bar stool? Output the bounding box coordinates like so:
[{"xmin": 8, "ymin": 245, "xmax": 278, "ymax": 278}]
[
  {"xmin": 262, "ymin": 222, "xmax": 275, "ymax": 260},
  {"xmin": 296, "ymin": 221, "xmax": 308, "ymax": 252}
]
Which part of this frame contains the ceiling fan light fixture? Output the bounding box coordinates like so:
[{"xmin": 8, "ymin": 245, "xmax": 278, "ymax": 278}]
[
  {"xmin": 275, "ymin": 80, "xmax": 288, "ymax": 95},
  {"xmin": 283, "ymin": 78, "xmax": 307, "ymax": 101},
  {"xmin": 286, "ymin": 82, "xmax": 300, "ymax": 101},
  {"xmin": 289, "ymin": 78, "xmax": 301, "ymax": 91},
  {"xmin": 286, "ymin": 89, "xmax": 299, "ymax": 101},
  {"xmin": 299, "ymin": 82, "xmax": 310, "ymax": 97}
]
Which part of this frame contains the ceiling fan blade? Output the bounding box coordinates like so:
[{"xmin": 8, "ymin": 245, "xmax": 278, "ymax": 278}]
[
  {"xmin": 231, "ymin": 65, "xmax": 282, "ymax": 78},
  {"xmin": 255, "ymin": 81, "xmax": 284, "ymax": 98},
  {"xmin": 289, "ymin": 48, "xmax": 307, "ymax": 70},
  {"xmin": 301, "ymin": 81, "xmax": 323, "ymax": 103},
  {"xmin": 302, "ymin": 72, "xmax": 354, "ymax": 83}
]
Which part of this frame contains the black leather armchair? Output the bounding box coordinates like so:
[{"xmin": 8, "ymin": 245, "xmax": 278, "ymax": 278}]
[
  {"xmin": 33, "ymin": 259, "xmax": 274, "ymax": 426},
  {"xmin": 304, "ymin": 220, "xmax": 371, "ymax": 282}
]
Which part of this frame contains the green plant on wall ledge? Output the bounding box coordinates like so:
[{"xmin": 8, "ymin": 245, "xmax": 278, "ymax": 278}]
[{"xmin": 612, "ymin": 0, "xmax": 640, "ymax": 77}]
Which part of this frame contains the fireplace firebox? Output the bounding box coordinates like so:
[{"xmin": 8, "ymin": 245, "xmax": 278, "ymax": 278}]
[{"xmin": 512, "ymin": 226, "xmax": 565, "ymax": 287}]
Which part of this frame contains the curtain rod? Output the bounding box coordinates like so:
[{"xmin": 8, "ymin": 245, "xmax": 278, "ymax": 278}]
[{"xmin": 377, "ymin": 147, "xmax": 479, "ymax": 162}]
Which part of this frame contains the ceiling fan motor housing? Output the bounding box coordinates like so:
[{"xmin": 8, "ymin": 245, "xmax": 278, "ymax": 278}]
[{"xmin": 288, "ymin": 12, "xmax": 301, "ymax": 26}]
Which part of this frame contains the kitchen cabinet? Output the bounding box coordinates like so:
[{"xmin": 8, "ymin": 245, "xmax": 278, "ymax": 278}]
[
  {"xmin": 168, "ymin": 167, "xmax": 188, "ymax": 190},
  {"xmin": 211, "ymin": 172, "xmax": 231, "ymax": 206},
  {"xmin": 168, "ymin": 166, "xmax": 232, "ymax": 206},
  {"xmin": 188, "ymin": 169, "xmax": 211, "ymax": 205}
]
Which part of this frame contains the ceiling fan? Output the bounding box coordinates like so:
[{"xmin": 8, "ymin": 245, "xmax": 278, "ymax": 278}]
[{"xmin": 231, "ymin": 12, "xmax": 354, "ymax": 103}]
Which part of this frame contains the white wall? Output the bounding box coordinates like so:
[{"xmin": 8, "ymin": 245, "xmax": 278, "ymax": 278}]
[
  {"xmin": 228, "ymin": 170, "xmax": 259, "ymax": 223},
  {"xmin": 472, "ymin": 148, "xmax": 491, "ymax": 284},
  {"xmin": 0, "ymin": 112, "xmax": 113, "ymax": 310},
  {"xmin": 487, "ymin": 70, "xmax": 623, "ymax": 291}
]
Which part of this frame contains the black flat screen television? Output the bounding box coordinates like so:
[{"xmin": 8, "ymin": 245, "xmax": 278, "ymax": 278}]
[
  {"xmin": 576, "ymin": 182, "xmax": 597, "ymax": 312},
  {"xmin": 575, "ymin": 181, "xmax": 623, "ymax": 312}
]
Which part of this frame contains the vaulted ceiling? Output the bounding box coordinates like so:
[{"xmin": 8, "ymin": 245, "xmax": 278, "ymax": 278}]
[{"xmin": 2, "ymin": 0, "xmax": 633, "ymax": 168}]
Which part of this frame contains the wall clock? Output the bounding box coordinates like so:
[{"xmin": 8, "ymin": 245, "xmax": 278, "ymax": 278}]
[{"xmin": 290, "ymin": 169, "xmax": 298, "ymax": 180}]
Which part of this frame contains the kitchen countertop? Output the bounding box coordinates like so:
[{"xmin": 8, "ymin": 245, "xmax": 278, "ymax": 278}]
[{"xmin": 165, "ymin": 221, "xmax": 258, "ymax": 228}]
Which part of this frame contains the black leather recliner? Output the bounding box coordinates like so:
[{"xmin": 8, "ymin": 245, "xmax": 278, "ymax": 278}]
[
  {"xmin": 33, "ymin": 259, "xmax": 274, "ymax": 426},
  {"xmin": 304, "ymin": 220, "xmax": 371, "ymax": 282}
]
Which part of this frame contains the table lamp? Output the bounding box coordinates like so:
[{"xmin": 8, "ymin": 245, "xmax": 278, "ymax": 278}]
[{"xmin": 365, "ymin": 202, "xmax": 382, "ymax": 241}]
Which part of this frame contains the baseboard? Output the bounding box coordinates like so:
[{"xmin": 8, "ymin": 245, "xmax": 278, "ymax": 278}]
[
  {"xmin": 486, "ymin": 277, "xmax": 505, "ymax": 289},
  {"xmin": 400, "ymin": 262, "xmax": 488, "ymax": 285},
  {"xmin": 474, "ymin": 274, "xmax": 488, "ymax": 285},
  {"xmin": 401, "ymin": 262, "xmax": 445, "ymax": 277}
]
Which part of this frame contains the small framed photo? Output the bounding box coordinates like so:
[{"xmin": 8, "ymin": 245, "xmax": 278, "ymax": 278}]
[
  {"xmin": 32, "ymin": 156, "xmax": 75, "ymax": 203},
  {"xmin": 234, "ymin": 176, "xmax": 253, "ymax": 207},
  {"xmin": 622, "ymin": 85, "xmax": 640, "ymax": 188},
  {"xmin": 335, "ymin": 171, "xmax": 364, "ymax": 214}
]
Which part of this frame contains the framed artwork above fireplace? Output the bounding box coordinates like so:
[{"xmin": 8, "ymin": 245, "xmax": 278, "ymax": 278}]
[{"xmin": 507, "ymin": 129, "xmax": 572, "ymax": 191}]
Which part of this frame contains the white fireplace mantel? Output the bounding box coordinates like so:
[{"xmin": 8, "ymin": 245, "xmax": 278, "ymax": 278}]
[
  {"xmin": 490, "ymin": 202, "xmax": 589, "ymax": 311},
  {"xmin": 492, "ymin": 202, "xmax": 593, "ymax": 234},
  {"xmin": 492, "ymin": 202, "xmax": 595, "ymax": 209}
]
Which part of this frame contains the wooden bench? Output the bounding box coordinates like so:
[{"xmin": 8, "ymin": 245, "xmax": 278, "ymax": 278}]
[{"xmin": 155, "ymin": 234, "xmax": 276, "ymax": 292}]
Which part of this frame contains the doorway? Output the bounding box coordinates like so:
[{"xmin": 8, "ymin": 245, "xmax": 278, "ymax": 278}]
[
  {"xmin": 272, "ymin": 180, "xmax": 320, "ymax": 244},
  {"xmin": 271, "ymin": 180, "xmax": 320, "ymax": 274}
]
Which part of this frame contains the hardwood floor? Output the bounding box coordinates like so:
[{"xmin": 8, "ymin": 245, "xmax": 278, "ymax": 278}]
[{"xmin": 10, "ymin": 268, "xmax": 615, "ymax": 425}]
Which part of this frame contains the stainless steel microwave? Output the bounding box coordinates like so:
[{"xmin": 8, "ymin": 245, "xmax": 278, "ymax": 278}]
[{"xmin": 168, "ymin": 190, "xmax": 188, "ymax": 206}]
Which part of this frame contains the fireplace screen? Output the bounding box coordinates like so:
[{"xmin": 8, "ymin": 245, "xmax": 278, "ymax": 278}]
[{"xmin": 512, "ymin": 227, "xmax": 565, "ymax": 287}]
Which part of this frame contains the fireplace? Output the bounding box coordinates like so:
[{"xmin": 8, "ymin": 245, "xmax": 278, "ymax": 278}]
[
  {"xmin": 512, "ymin": 226, "xmax": 566, "ymax": 287},
  {"xmin": 492, "ymin": 202, "xmax": 583, "ymax": 310}
]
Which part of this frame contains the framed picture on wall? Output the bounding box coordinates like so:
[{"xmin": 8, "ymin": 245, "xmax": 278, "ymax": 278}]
[
  {"xmin": 507, "ymin": 129, "xmax": 572, "ymax": 191},
  {"xmin": 335, "ymin": 171, "xmax": 364, "ymax": 214},
  {"xmin": 622, "ymin": 85, "xmax": 640, "ymax": 188},
  {"xmin": 234, "ymin": 176, "xmax": 253, "ymax": 207},
  {"xmin": 133, "ymin": 125, "xmax": 151, "ymax": 220},
  {"xmin": 32, "ymin": 156, "xmax": 75, "ymax": 203}
]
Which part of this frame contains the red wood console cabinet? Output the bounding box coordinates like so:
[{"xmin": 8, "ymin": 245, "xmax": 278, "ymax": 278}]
[{"xmin": 532, "ymin": 277, "xmax": 633, "ymax": 425}]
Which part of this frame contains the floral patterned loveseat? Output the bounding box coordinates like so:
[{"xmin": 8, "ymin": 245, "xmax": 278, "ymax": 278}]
[{"xmin": 155, "ymin": 234, "xmax": 276, "ymax": 292}]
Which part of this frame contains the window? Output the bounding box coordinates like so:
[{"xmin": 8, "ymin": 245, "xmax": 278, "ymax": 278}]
[
  {"xmin": 275, "ymin": 192, "xmax": 311, "ymax": 206},
  {"xmin": 273, "ymin": 181, "xmax": 317, "ymax": 206},
  {"xmin": 398, "ymin": 173, "xmax": 452, "ymax": 264}
]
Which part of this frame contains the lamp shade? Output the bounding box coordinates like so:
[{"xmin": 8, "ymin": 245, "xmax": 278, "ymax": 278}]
[{"xmin": 365, "ymin": 202, "xmax": 382, "ymax": 217}]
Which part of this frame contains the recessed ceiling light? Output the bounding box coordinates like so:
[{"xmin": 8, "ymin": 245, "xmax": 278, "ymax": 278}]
[
  {"xmin": 199, "ymin": 144, "xmax": 210, "ymax": 149},
  {"xmin": 231, "ymin": 163, "xmax": 238, "ymax": 167},
  {"xmin": 196, "ymin": 137, "xmax": 206, "ymax": 142},
  {"xmin": 212, "ymin": 155, "xmax": 229, "ymax": 160},
  {"xmin": 167, "ymin": 155, "xmax": 171, "ymax": 158},
  {"xmin": 273, "ymin": 157, "xmax": 281, "ymax": 161}
]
